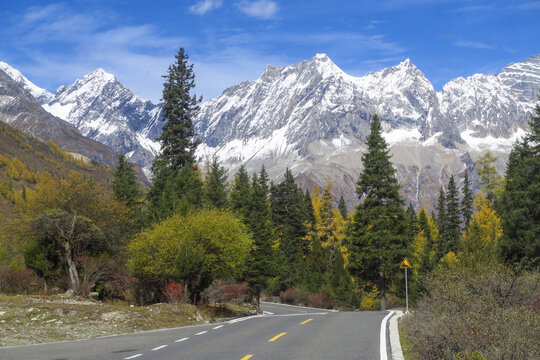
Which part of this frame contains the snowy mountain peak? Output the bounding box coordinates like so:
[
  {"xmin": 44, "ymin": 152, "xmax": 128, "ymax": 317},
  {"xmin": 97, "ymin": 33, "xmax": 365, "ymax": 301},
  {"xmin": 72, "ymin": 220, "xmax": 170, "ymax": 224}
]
[
  {"xmin": 0, "ymin": 61, "xmax": 54, "ymax": 104},
  {"xmin": 82, "ymin": 68, "xmax": 117, "ymax": 84}
]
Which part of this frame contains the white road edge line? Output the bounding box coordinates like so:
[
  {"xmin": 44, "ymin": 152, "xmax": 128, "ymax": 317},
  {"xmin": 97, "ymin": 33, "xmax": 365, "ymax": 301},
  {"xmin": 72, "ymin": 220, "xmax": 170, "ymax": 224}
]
[
  {"xmin": 195, "ymin": 331, "xmax": 208, "ymax": 335},
  {"xmin": 380, "ymin": 310, "xmax": 394, "ymax": 360},
  {"xmin": 124, "ymin": 354, "xmax": 143, "ymax": 359},
  {"xmin": 175, "ymin": 337, "xmax": 189, "ymax": 342},
  {"xmin": 213, "ymin": 325, "xmax": 224, "ymax": 329},
  {"xmin": 262, "ymin": 311, "xmax": 274, "ymax": 315},
  {"xmin": 151, "ymin": 345, "xmax": 168, "ymax": 351}
]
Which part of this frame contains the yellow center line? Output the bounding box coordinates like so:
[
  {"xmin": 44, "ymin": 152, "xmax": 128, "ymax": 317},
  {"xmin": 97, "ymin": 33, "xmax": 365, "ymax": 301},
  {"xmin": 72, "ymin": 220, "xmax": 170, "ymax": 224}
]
[
  {"xmin": 268, "ymin": 332, "xmax": 287, "ymax": 342},
  {"xmin": 320, "ymin": 312, "xmax": 328, "ymax": 315},
  {"xmin": 241, "ymin": 355, "xmax": 254, "ymax": 360},
  {"xmin": 300, "ymin": 318, "xmax": 313, "ymax": 325}
]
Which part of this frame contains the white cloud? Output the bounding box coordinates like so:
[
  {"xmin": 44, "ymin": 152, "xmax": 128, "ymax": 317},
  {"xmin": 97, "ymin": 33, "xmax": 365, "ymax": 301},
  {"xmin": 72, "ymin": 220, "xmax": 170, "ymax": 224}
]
[
  {"xmin": 189, "ymin": 0, "xmax": 223, "ymax": 15},
  {"xmin": 238, "ymin": 0, "xmax": 278, "ymax": 19},
  {"xmin": 455, "ymin": 40, "xmax": 495, "ymax": 50}
]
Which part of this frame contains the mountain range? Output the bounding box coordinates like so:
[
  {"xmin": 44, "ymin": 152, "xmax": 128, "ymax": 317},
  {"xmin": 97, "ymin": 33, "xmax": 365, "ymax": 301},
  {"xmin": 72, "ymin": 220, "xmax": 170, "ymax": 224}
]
[{"xmin": 1, "ymin": 54, "xmax": 539, "ymax": 210}]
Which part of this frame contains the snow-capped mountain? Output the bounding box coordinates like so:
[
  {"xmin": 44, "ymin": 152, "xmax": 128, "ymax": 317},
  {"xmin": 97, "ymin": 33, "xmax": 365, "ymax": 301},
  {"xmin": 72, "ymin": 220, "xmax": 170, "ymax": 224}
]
[
  {"xmin": 0, "ymin": 61, "xmax": 54, "ymax": 104},
  {"xmin": 41, "ymin": 69, "xmax": 162, "ymax": 177},
  {"xmin": 2, "ymin": 54, "xmax": 538, "ymax": 209}
]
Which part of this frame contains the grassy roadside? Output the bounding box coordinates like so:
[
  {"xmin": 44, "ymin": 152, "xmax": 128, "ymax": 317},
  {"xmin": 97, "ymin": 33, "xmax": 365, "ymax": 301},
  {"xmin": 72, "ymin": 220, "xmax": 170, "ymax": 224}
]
[
  {"xmin": 398, "ymin": 317, "xmax": 415, "ymax": 360},
  {"xmin": 0, "ymin": 294, "xmax": 255, "ymax": 347}
]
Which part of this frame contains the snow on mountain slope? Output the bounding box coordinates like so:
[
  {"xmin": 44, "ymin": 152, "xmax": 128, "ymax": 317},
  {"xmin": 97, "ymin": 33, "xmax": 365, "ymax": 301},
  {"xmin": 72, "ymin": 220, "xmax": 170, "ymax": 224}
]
[
  {"xmin": 42, "ymin": 69, "xmax": 162, "ymax": 177},
  {"xmin": 0, "ymin": 61, "xmax": 54, "ymax": 104}
]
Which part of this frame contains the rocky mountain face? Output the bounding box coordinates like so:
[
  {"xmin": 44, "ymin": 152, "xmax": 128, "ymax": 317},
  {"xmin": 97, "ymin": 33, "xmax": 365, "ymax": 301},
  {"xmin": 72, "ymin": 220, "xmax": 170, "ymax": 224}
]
[
  {"xmin": 2, "ymin": 54, "xmax": 538, "ymax": 211},
  {"xmin": 41, "ymin": 69, "xmax": 162, "ymax": 178},
  {"xmin": 0, "ymin": 69, "xmax": 119, "ymax": 168}
]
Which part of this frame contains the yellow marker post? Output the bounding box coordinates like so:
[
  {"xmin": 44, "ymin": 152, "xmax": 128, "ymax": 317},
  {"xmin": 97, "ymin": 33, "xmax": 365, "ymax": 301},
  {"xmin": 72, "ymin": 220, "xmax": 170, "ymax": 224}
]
[
  {"xmin": 300, "ymin": 318, "xmax": 313, "ymax": 325},
  {"xmin": 268, "ymin": 332, "xmax": 287, "ymax": 342},
  {"xmin": 400, "ymin": 257, "xmax": 412, "ymax": 314}
]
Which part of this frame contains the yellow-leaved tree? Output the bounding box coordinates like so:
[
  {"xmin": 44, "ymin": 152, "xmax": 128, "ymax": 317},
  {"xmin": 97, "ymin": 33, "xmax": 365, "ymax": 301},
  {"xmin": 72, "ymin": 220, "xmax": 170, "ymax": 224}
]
[{"xmin": 459, "ymin": 193, "xmax": 503, "ymax": 267}]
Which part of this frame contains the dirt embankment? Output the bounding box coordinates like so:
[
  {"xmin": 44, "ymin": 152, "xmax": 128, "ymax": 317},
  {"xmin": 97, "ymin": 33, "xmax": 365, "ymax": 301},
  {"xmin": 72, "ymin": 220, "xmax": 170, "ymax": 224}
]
[{"xmin": 0, "ymin": 294, "xmax": 253, "ymax": 348}]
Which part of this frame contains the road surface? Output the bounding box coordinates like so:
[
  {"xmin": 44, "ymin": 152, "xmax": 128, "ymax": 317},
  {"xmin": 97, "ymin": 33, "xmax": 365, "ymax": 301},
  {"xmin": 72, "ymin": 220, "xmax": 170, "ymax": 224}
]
[{"xmin": 0, "ymin": 302, "xmax": 391, "ymax": 360}]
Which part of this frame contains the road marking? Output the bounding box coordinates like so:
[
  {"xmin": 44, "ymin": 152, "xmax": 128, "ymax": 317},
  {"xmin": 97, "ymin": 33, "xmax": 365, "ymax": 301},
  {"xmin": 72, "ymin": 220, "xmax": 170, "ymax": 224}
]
[
  {"xmin": 380, "ymin": 310, "xmax": 395, "ymax": 360},
  {"xmin": 124, "ymin": 355, "xmax": 143, "ymax": 359},
  {"xmin": 268, "ymin": 332, "xmax": 287, "ymax": 342},
  {"xmin": 241, "ymin": 355, "xmax": 254, "ymax": 360},
  {"xmin": 262, "ymin": 311, "xmax": 274, "ymax": 315},
  {"xmin": 300, "ymin": 318, "xmax": 313, "ymax": 325},
  {"xmin": 321, "ymin": 312, "xmax": 328, "ymax": 315},
  {"xmin": 213, "ymin": 325, "xmax": 224, "ymax": 329},
  {"xmin": 175, "ymin": 337, "xmax": 189, "ymax": 342},
  {"xmin": 195, "ymin": 331, "xmax": 208, "ymax": 335},
  {"xmin": 151, "ymin": 345, "xmax": 167, "ymax": 351}
]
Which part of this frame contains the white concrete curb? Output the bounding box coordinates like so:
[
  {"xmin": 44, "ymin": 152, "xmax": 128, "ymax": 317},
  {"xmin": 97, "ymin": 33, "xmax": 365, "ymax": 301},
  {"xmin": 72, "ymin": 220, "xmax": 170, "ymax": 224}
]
[{"xmin": 389, "ymin": 310, "xmax": 405, "ymax": 360}]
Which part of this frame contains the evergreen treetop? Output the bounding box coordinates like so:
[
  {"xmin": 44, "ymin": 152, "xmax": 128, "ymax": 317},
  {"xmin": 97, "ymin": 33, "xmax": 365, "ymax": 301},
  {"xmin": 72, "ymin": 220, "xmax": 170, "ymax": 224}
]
[{"xmin": 461, "ymin": 172, "xmax": 474, "ymax": 228}]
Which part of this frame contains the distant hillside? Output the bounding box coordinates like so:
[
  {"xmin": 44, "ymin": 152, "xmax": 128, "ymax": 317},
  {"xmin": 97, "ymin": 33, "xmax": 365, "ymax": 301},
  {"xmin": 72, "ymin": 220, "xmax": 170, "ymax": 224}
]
[{"xmin": 0, "ymin": 121, "xmax": 113, "ymax": 215}]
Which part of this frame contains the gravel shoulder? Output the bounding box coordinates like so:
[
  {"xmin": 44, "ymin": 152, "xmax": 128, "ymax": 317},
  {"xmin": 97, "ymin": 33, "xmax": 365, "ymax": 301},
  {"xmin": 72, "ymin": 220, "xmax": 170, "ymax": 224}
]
[{"xmin": 0, "ymin": 294, "xmax": 253, "ymax": 347}]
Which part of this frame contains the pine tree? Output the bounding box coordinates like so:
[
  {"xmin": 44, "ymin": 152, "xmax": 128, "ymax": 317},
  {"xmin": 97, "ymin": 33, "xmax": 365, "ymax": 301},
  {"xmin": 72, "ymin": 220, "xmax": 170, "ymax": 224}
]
[
  {"xmin": 406, "ymin": 203, "xmax": 419, "ymax": 237},
  {"xmin": 204, "ymin": 156, "xmax": 228, "ymax": 208},
  {"xmin": 149, "ymin": 48, "xmax": 201, "ymax": 218},
  {"xmin": 435, "ymin": 187, "xmax": 447, "ymax": 259},
  {"xmin": 461, "ymin": 172, "xmax": 474, "ymax": 228},
  {"xmin": 477, "ymin": 151, "xmax": 504, "ymax": 203},
  {"xmin": 304, "ymin": 189, "xmax": 316, "ymax": 231},
  {"xmin": 337, "ymin": 195, "xmax": 348, "ymax": 219},
  {"xmin": 443, "ymin": 175, "xmax": 461, "ymax": 255},
  {"xmin": 347, "ymin": 115, "xmax": 409, "ymax": 310},
  {"xmin": 417, "ymin": 208, "xmax": 435, "ymax": 272},
  {"xmin": 270, "ymin": 168, "xmax": 307, "ymax": 286},
  {"xmin": 112, "ymin": 153, "xmax": 141, "ymax": 209},
  {"xmin": 497, "ymin": 98, "xmax": 540, "ymax": 265},
  {"xmin": 244, "ymin": 168, "xmax": 275, "ymax": 306},
  {"xmin": 229, "ymin": 165, "xmax": 251, "ymax": 220}
]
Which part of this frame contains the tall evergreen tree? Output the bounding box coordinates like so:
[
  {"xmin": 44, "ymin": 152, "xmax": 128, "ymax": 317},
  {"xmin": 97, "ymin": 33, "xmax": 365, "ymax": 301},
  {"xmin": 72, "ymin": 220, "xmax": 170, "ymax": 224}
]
[
  {"xmin": 204, "ymin": 156, "xmax": 228, "ymax": 208},
  {"xmin": 270, "ymin": 169, "xmax": 307, "ymax": 287},
  {"xmin": 346, "ymin": 115, "xmax": 409, "ymax": 310},
  {"xmin": 443, "ymin": 175, "xmax": 462, "ymax": 254},
  {"xmin": 476, "ymin": 151, "xmax": 504, "ymax": 203},
  {"xmin": 229, "ymin": 165, "xmax": 251, "ymax": 220},
  {"xmin": 304, "ymin": 189, "xmax": 316, "ymax": 231},
  {"xmin": 406, "ymin": 203, "xmax": 419, "ymax": 237},
  {"xmin": 497, "ymin": 98, "xmax": 540, "ymax": 265},
  {"xmin": 435, "ymin": 187, "xmax": 447, "ymax": 258},
  {"xmin": 149, "ymin": 48, "xmax": 201, "ymax": 218},
  {"xmin": 337, "ymin": 195, "xmax": 348, "ymax": 219},
  {"xmin": 244, "ymin": 168, "xmax": 275, "ymax": 306},
  {"xmin": 417, "ymin": 208, "xmax": 435, "ymax": 272},
  {"xmin": 112, "ymin": 153, "xmax": 141, "ymax": 209},
  {"xmin": 461, "ymin": 172, "xmax": 474, "ymax": 228}
]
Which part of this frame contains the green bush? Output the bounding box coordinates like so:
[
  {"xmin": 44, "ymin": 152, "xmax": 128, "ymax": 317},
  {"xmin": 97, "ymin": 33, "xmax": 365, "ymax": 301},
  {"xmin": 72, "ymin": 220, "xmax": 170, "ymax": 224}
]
[{"xmin": 402, "ymin": 263, "xmax": 540, "ymax": 360}]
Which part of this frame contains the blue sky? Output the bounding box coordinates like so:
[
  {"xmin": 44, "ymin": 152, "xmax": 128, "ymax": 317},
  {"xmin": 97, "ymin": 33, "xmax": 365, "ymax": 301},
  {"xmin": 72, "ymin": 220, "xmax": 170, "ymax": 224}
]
[{"xmin": 0, "ymin": 0, "xmax": 538, "ymax": 103}]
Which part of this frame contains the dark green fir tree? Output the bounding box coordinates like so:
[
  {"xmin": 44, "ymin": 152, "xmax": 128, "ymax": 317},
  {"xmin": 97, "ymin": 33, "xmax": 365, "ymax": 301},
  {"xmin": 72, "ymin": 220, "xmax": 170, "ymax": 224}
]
[
  {"xmin": 497, "ymin": 98, "xmax": 540, "ymax": 265},
  {"xmin": 346, "ymin": 115, "xmax": 409, "ymax": 310},
  {"xmin": 148, "ymin": 48, "xmax": 202, "ymax": 220},
  {"xmin": 461, "ymin": 172, "xmax": 474, "ymax": 228},
  {"xmin": 435, "ymin": 187, "xmax": 447, "ymax": 259},
  {"xmin": 229, "ymin": 165, "xmax": 251, "ymax": 221},
  {"xmin": 204, "ymin": 156, "xmax": 228, "ymax": 208},
  {"xmin": 112, "ymin": 153, "xmax": 141, "ymax": 209},
  {"xmin": 337, "ymin": 195, "xmax": 348, "ymax": 219},
  {"xmin": 443, "ymin": 175, "xmax": 462, "ymax": 254}
]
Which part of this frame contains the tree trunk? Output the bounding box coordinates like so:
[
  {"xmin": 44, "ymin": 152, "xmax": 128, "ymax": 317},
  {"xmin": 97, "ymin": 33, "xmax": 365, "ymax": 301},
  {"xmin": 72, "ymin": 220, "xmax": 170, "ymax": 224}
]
[{"xmin": 64, "ymin": 241, "xmax": 79, "ymax": 293}]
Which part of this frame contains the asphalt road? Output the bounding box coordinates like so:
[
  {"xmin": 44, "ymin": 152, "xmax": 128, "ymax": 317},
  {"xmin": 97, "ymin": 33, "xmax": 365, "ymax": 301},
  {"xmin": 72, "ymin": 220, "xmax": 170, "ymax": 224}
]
[{"xmin": 0, "ymin": 302, "xmax": 391, "ymax": 360}]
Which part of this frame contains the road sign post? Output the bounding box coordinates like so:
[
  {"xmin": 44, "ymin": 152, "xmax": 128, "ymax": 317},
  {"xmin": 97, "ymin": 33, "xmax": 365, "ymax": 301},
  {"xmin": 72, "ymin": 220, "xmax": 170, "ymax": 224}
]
[{"xmin": 400, "ymin": 258, "xmax": 411, "ymax": 315}]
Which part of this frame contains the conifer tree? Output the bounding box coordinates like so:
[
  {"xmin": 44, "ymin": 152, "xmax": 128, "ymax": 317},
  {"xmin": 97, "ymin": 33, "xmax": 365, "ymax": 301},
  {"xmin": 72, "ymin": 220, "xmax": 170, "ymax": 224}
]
[
  {"xmin": 244, "ymin": 168, "xmax": 275, "ymax": 306},
  {"xmin": 270, "ymin": 169, "xmax": 307, "ymax": 286},
  {"xmin": 417, "ymin": 208, "xmax": 435, "ymax": 272},
  {"xmin": 347, "ymin": 115, "xmax": 409, "ymax": 310},
  {"xmin": 435, "ymin": 187, "xmax": 447, "ymax": 258},
  {"xmin": 304, "ymin": 189, "xmax": 316, "ymax": 231},
  {"xmin": 204, "ymin": 156, "xmax": 228, "ymax": 208},
  {"xmin": 477, "ymin": 151, "xmax": 504, "ymax": 203},
  {"xmin": 442, "ymin": 175, "xmax": 461, "ymax": 255},
  {"xmin": 406, "ymin": 204, "xmax": 419, "ymax": 237},
  {"xmin": 229, "ymin": 165, "xmax": 251, "ymax": 220},
  {"xmin": 337, "ymin": 195, "xmax": 348, "ymax": 219},
  {"xmin": 112, "ymin": 153, "xmax": 141, "ymax": 210},
  {"xmin": 498, "ymin": 98, "xmax": 540, "ymax": 265},
  {"xmin": 461, "ymin": 172, "xmax": 474, "ymax": 228},
  {"xmin": 149, "ymin": 48, "xmax": 201, "ymax": 218}
]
